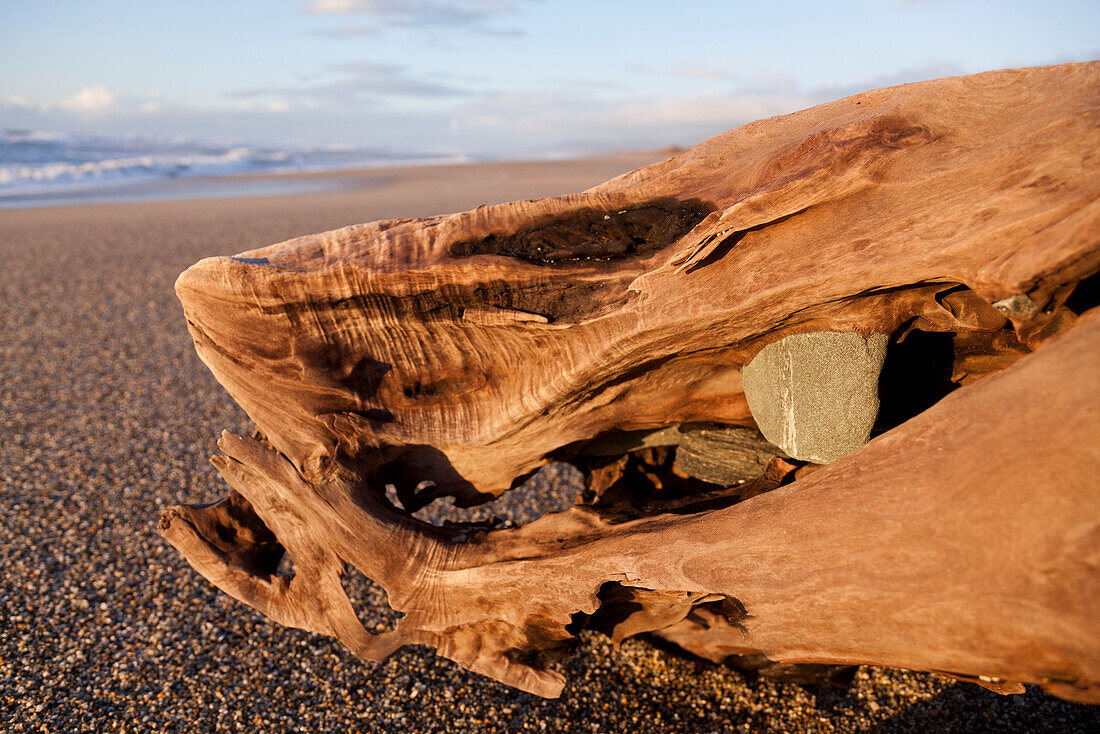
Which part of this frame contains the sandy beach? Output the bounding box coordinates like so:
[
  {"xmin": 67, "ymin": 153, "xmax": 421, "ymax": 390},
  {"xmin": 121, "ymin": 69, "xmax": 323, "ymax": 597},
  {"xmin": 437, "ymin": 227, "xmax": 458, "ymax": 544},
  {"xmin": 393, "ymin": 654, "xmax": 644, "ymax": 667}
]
[{"xmin": 2, "ymin": 154, "xmax": 1097, "ymax": 733}]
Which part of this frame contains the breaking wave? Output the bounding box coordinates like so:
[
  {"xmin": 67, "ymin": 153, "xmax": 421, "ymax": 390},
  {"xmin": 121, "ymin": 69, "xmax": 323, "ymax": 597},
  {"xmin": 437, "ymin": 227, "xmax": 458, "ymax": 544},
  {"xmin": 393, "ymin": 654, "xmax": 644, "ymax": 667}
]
[{"xmin": 0, "ymin": 129, "xmax": 468, "ymax": 197}]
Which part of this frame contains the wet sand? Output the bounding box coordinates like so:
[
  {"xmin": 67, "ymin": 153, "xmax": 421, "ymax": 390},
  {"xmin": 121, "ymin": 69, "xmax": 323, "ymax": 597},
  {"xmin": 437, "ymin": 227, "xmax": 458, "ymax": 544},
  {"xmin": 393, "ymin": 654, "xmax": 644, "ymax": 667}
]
[{"xmin": 1, "ymin": 154, "xmax": 1097, "ymax": 732}]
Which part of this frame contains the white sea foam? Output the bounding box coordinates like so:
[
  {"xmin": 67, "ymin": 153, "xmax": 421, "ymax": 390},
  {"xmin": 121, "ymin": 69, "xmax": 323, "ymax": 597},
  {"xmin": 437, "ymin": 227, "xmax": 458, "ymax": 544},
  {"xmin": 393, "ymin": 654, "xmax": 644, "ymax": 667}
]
[{"xmin": 0, "ymin": 129, "xmax": 470, "ymax": 198}]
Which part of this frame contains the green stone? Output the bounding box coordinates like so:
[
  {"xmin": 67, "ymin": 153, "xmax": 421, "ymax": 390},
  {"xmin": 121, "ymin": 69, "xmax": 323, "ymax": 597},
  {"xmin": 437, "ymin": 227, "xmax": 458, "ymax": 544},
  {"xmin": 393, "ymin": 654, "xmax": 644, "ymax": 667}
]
[{"xmin": 742, "ymin": 332, "xmax": 888, "ymax": 463}]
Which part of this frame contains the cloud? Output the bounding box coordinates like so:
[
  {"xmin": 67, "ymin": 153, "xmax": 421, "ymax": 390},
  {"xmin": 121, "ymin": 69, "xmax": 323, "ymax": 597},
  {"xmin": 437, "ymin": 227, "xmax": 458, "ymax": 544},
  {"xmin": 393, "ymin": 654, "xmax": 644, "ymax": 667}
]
[
  {"xmin": 441, "ymin": 61, "xmax": 972, "ymax": 154},
  {"xmin": 2, "ymin": 85, "xmax": 122, "ymax": 117},
  {"xmin": 451, "ymin": 87, "xmax": 819, "ymax": 154},
  {"xmin": 813, "ymin": 62, "xmax": 965, "ymax": 98},
  {"xmin": 57, "ymin": 85, "xmax": 116, "ymax": 114},
  {"xmin": 333, "ymin": 61, "xmax": 470, "ymax": 96},
  {"xmin": 589, "ymin": 93, "xmax": 814, "ymax": 130},
  {"xmin": 0, "ymin": 62, "xmax": 974, "ymax": 157},
  {"xmin": 230, "ymin": 62, "xmax": 470, "ymax": 108},
  {"xmin": 308, "ymin": 23, "xmax": 380, "ymax": 38},
  {"xmin": 305, "ymin": 0, "xmax": 525, "ymax": 33},
  {"xmin": 306, "ymin": 0, "xmax": 514, "ymax": 24},
  {"xmin": 3, "ymin": 94, "xmax": 37, "ymax": 109},
  {"xmin": 309, "ymin": 0, "xmax": 365, "ymax": 11}
]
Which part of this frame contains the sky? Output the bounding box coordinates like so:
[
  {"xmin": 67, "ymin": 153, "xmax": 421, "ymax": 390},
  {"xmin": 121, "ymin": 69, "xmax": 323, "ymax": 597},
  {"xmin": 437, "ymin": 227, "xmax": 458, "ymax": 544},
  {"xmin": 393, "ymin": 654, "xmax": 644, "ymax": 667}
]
[{"xmin": 1, "ymin": 0, "xmax": 1097, "ymax": 156}]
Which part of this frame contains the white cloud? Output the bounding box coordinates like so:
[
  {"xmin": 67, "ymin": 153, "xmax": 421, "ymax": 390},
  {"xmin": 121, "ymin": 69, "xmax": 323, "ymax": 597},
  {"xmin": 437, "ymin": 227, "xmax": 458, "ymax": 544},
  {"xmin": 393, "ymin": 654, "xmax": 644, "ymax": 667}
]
[
  {"xmin": 451, "ymin": 88, "xmax": 818, "ymax": 154},
  {"xmin": 228, "ymin": 62, "xmax": 469, "ymax": 109},
  {"xmin": 590, "ymin": 93, "xmax": 815, "ymax": 130},
  {"xmin": 57, "ymin": 85, "xmax": 115, "ymax": 114},
  {"xmin": 310, "ymin": 0, "xmax": 365, "ymax": 11},
  {"xmin": 3, "ymin": 94, "xmax": 36, "ymax": 108},
  {"xmin": 2, "ymin": 88, "xmax": 175, "ymax": 121},
  {"xmin": 308, "ymin": 23, "xmax": 380, "ymax": 37},
  {"xmin": 0, "ymin": 62, "xmax": 971, "ymax": 156},
  {"xmin": 223, "ymin": 98, "xmax": 295, "ymax": 113}
]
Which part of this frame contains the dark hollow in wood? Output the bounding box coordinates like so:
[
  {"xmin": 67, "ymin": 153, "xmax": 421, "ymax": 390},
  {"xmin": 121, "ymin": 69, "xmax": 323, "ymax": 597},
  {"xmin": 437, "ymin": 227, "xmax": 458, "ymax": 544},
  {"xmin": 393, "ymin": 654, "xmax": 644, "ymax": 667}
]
[{"xmin": 449, "ymin": 198, "xmax": 714, "ymax": 263}]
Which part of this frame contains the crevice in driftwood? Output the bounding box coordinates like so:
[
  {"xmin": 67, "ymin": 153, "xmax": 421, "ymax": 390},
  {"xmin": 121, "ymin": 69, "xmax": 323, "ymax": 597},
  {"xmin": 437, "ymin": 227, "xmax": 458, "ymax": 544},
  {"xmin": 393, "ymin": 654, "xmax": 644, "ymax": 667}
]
[
  {"xmin": 449, "ymin": 198, "xmax": 715, "ymax": 264},
  {"xmin": 410, "ymin": 462, "xmax": 582, "ymax": 529},
  {"xmin": 1064, "ymin": 270, "xmax": 1100, "ymax": 315},
  {"xmin": 340, "ymin": 565, "xmax": 404, "ymax": 634},
  {"xmin": 875, "ymin": 329, "xmax": 959, "ymax": 434}
]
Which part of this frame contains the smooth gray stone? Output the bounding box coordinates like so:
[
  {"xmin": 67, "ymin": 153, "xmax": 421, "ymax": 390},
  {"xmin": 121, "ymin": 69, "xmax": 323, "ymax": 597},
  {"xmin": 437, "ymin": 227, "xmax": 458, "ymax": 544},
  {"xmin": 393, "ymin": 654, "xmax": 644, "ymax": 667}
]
[
  {"xmin": 675, "ymin": 426, "xmax": 782, "ymax": 486},
  {"xmin": 741, "ymin": 332, "xmax": 888, "ymax": 464},
  {"xmin": 579, "ymin": 422, "xmax": 784, "ymax": 486}
]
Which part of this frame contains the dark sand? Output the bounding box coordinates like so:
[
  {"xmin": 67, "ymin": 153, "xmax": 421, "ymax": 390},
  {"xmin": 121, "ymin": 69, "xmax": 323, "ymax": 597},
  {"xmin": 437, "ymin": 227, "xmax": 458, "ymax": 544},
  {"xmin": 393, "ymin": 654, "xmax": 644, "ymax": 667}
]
[{"xmin": 1, "ymin": 155, "xmax": 1097, "ymax": 732}]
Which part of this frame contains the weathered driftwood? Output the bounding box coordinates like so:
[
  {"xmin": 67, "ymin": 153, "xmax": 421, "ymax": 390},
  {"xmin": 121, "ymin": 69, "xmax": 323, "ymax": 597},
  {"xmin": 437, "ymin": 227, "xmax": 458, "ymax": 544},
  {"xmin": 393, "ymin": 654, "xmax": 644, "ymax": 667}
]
[{"xmin": 160, "ymin": 63, "xmax": 1100, "ymax": 702}]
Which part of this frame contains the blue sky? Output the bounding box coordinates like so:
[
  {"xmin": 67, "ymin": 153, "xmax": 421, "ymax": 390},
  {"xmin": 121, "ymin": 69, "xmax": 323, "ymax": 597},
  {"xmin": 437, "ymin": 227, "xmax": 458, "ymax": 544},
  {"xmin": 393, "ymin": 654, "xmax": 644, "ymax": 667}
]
[{"xmin": 2, "ymin": 0, "xmax": 1097, "ymax": 155}]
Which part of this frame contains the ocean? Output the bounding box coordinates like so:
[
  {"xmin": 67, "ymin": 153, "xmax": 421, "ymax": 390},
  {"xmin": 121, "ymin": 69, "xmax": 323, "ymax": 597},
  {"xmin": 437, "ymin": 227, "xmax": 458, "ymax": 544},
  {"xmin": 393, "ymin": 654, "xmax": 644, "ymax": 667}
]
[{"xmin": 0, "ymin": 129, "xmax": 471, "ymax": 208}]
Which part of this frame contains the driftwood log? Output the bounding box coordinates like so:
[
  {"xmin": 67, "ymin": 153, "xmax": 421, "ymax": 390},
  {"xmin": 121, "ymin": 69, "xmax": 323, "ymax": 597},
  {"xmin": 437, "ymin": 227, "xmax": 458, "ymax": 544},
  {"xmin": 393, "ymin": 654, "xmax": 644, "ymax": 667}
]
[{"xmin": 160, "ymin": 63, "xmax": 1100, "ymax": 702}]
